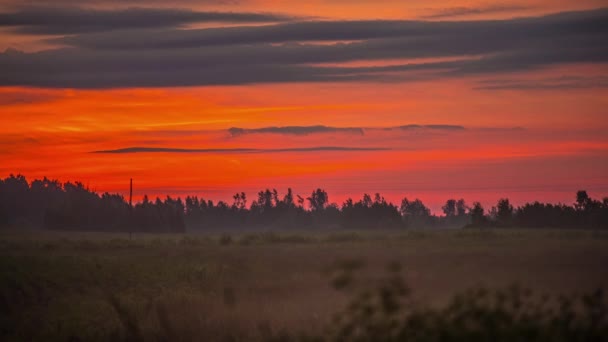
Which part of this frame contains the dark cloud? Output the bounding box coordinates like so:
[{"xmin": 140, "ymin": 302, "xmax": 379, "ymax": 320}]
[
  {"xmin": 51, "ymin": 9, "xmax": 608, "ymax": 50},
  {"xmin": 0, "ymin": 6, "xmax": 292, "ymax": 34},
  {"xmin": 93, "ymin": 146, "xmax": 390, "ymax": 154},
  {"xmin": 52, "ymin": 21, "xmax": 446, "ymax": 49},
  {"xmin": 0, "ymin": 8, "xmax": 606, "ymax": 88},
  {"xmin": 228, "ymin": 125, "xmax": 365, "ymax": 136},
  {"xmin": 128, "ymin": 124, "xmax": 476, "ymax": 140},
  {"xmin": 0, "ymin": 0, "xmax": 240, "ymax": 8},
  {"xmin": 475, "ymin": 76, "xmax": 608, "ymax": 90},
  {"xmin": 420, "ymin": 5, "xmax": 531, "ymax": 19},
  {"xmin": 228, "ymin": 125, "xmax": 465, "ymax": 137}
]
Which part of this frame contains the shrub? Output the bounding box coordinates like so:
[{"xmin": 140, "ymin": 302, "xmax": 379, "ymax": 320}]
[{"xmin": 219, "ymin": 233, "xmax": 233, "ymax": 245}]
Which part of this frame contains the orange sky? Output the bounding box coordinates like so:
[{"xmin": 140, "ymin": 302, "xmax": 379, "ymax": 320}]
[{"xmin": 1, "ymin": 0, "xmax": 607, "ymax": 212}]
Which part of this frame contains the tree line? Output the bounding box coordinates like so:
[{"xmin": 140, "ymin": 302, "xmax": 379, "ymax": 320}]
[{"xmin": 0, "ymin": 175, "xmax": 606, "ymax": 232}]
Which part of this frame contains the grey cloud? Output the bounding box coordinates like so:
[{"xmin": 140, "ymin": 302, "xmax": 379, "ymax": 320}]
[
  {"xmin": 444, "ymin": 44, "xmax": 608, "ymax": 76},
  {"xmin": 0, "ymin": 0, "xmax": 239, "ymax": 7},
  {"xmin": 228, "ymin": 125, "xmax": 365, "ymax": 136},
  {"xmin": 228, "ymin": 125, "xmax": 468, "ymax": 136},
  {"xmin": 0, "ymin": 46, "xmax": 601, "ymax": 88},
  {"xmin": 0, "ymin": 6, "xmax": 292, "ymax": 34},
  {"xmin": 475, "ymin": 76, "xmax": 608, "ymax": 90},
  {"xmin": 52, "ymin": 9, "xmax": 608, "ymax": 50},
  {"xmin": 420, "ymin": 5, "xmax": 531, "ymax": 19},
  {"xmin": 130, "ymin": 124, "xmax": 476, "ymax": 140},
  {"xmin": 93, "ymin": 146, "xmax": 390, "ymax": 154},
  {"xmin": 52, "ymin": 21, "xmax": 447, "ymax": 49},
  {"xmin": 0, "ymin": 58, "xmax": 378, "ymax": 88},
  {"xmin": 0, "ymin": 9, "xmax": 606, "ymax": 88}
]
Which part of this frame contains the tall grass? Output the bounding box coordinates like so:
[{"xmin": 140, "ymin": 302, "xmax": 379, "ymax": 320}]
[
  {"xmin": 323, "ymin": 265, "xmax": 608, "ymax": 342},
  {"xmin": 2, "ymin": 229, "xmax": 607, "ymax": 340},
  {"xmin": 100, "ymin": 265, "xmax": 608, "ymax": 341}
]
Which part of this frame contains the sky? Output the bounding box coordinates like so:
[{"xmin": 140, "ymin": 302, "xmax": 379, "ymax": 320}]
[{"xmin": 1, "ymin": 0, "xmax": 607, "ymax": 212}]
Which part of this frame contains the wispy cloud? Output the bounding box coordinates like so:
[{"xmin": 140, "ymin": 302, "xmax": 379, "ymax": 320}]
[
  {"xmin": 475, "ymin": 76, "xmax": 608, "ymax": 90},
  {"xmin": 0, "ymin": 6, "xmax": 293, "ymax": 34},
  {"xmin": 227, "ymin": 124, "xmax": 468, "ymax": 136},
  {"xmin": 420, "ymin": 5, "xmax": 531, "ymax": 19},
  {"xmin": 93, "ymin": 146, "xmax": 391, "ymax": 154},
  {"xmin": 228, "ymin": 125, "xmax": 365, "ymax": 136}
]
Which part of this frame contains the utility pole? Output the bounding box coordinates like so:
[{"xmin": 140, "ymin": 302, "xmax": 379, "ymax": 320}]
[{"xmin": 129, "ymin": 178, "xmax": 133, "ymax": 239}]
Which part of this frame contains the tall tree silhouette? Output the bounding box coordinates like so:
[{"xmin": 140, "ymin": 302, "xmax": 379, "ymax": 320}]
[
  {"xmin": 308, "ymin": 188, "xmax": 328, "ymax": 211},
  {"xmin": 495, "ymin": 198, "xmax": 514, "ymax": 227},
  {"xmin": 1, "ymin": 175, "xmax": 607, "ymax": 231},
  {"xmin": 442, "ymin": 199, "xmax": 457, "ymax": 217},
  {"xmin": 470, "ymin": 202, "xmax": 486, "ymax": 227},
  {"xmin": 400, "ymin": 198, "xmax": 432, "ymax": 227}
]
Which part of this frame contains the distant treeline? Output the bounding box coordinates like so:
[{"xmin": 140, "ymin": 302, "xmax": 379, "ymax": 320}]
[{"xmin": 1, "ymin": 175, "xmax": 607, "ymax": 232}]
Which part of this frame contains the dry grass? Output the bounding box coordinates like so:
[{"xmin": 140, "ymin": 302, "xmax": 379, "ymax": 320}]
[{"xmin": 1, "ymin": 228, "xmax": 607, "ymax": 340}]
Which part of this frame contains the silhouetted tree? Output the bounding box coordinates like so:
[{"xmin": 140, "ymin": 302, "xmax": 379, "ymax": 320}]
[
  {"xmin": 257, "ymin": 189, "xmax": 275, "ymax": 212},
  {"xmin": 442, "ymin": 199, "xmax": 456, "ymax": 217},
  {"xmin": 308, "ymin": 189, "xmax": 328, "ymax": 212},
  {"xmin": 232, "ymin": 192, "xmax": 247, "ymax": 210},
  {"xmin": 2, "ymin": 175, "xmax": 607, "ymax": 231},
  {"xmin": 515, "ymin": 202, "xmax": 578, "ymax": 228},
  {"xmin": 576, "ymin": 190, "xmax": 591, "ymax": 211},
  {"xmin": 470, "ymin": 202, "xmax": 486, "ymax": 227},
  {"xmin": 297, "ymin": 195, "xmax": 305, "ymax": 208},
  {"xmin": 400, "ymin": 198, "xmax": 432, "ymax": 228},
  {"xmin": 495, "ymin": 198, "xmax": 514, "ymax": 227},
  {"xmin": 362, "ymin": 193, "xmax": 373, "ymax": 208},
  {"xmin": 341, "ymin": 193, "xmax": 402, "ymax": 229},
  {"xmin": 441, "ymin": 198, "xmax": 470, "ymax": 227},
  {"xmin": 283, "ymin": 188, "xmax": 294, "ymax": 208},
  {"xmin": 456, "ymin": 199, "xmax": 468, "ymax": 217}
]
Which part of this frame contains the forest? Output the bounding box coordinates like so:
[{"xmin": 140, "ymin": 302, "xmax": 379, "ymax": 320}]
[{"xmin": 1, "ymin": 174, "xmax": 607, "ymax": 232}]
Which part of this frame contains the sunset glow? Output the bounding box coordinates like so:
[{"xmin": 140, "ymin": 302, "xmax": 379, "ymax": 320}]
[{"xmin": 1, "ymin": 0, "xmax": 607, "ymax": 212}]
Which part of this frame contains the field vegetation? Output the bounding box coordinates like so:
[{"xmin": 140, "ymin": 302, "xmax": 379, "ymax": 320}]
[{"xmin": 2, "ymin": 229, "xmax": 607, "ymax": 340}]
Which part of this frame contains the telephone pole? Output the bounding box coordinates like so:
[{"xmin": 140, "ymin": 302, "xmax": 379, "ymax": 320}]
[{"xmin": 129, "ymin": 178, "xmax": 133, "ymax": 239}]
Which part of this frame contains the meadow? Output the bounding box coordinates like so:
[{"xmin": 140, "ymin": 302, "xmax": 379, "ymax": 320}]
[{"xmin": 1, "ymin": 228, "xmax": 607, "ymax": 341}]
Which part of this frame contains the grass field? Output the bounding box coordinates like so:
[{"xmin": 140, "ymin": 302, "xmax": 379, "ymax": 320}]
[{"xmin": 1, "ymin": 228, "xmax": 608, "ymax": 340}]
